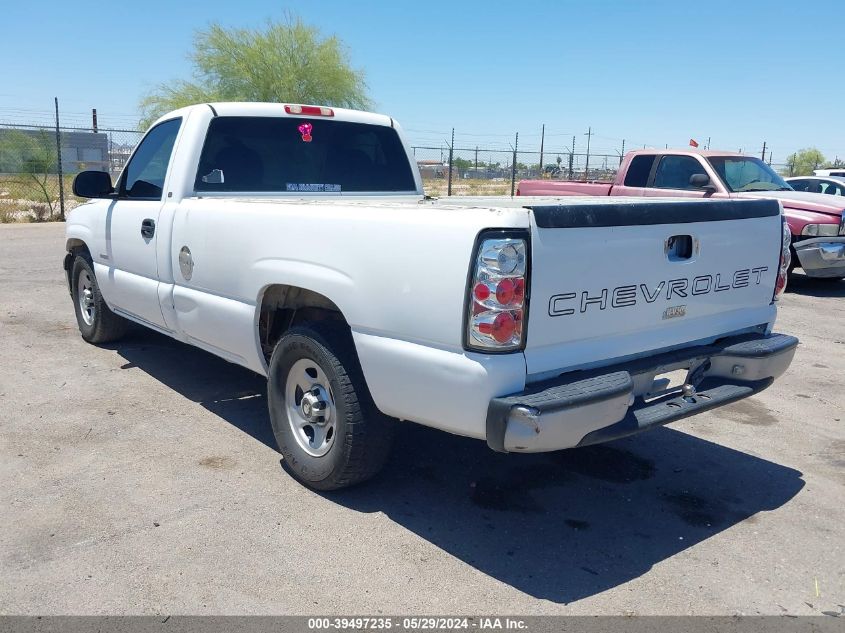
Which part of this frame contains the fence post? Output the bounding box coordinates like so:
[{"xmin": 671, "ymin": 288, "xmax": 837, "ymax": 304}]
[
  {"xmin": 538, "ymin": 124, "xmax": 545, "ymax": 178},
  {"xmin": 510, "ymin": 132, "xmax": 519, "ymax": 197},
  {"xmin": 54, "ymin": 97, "xmax": 65, "ymax": 222},
  {"xmin": 584, "ymin": 126, "xmax": 592, "ymax": 181},
  {"xmin": 447, "ymin": 128, "xmax": 454, "ymax": 196}
]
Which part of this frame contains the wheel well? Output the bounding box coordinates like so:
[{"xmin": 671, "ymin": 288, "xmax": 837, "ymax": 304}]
[
  {"xmin": 66, "ymin": 238, "xmax": 90, "ymax": 258},
  {"xmin": 258, "ymin": 285, "xmax": 347, "ymax": 362},
  {"xmin": 64, "ymin": 239, "xmax": 92, "ymax": 292}
]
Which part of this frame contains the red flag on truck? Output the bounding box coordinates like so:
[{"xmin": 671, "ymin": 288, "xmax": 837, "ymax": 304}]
[{"xmin": 689, "ymin": 139, "xmax": 700, "ymax": 148}]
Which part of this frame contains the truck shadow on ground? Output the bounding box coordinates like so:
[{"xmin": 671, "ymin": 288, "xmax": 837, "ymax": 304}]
[
  {"xmin": 787, "ymin": 272, "xmax": 845, "ymax": 297},
  {"xmin": 112, "ymin": 327, "xmax": 274, "ymax": 448},
  {"xmin": 113, "ymin": 327, "xmax": 805, "ymax": 605}
]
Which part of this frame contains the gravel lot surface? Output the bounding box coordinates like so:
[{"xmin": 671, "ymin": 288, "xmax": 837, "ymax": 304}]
[{"xmin": 1, "ymin": 222, "xmax": 842, "ymax": 615}]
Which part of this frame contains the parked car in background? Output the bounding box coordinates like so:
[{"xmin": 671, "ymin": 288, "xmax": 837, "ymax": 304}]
[
  {"xmin": 518, "ymin": 150, "xmax": 845, "ymax": 281},
  {"xmin": 813, "ymin": 168, "xmax": 845, "ymax": 177},
  {"xmin": 786, "ymin": 175, "xmax": 845, "ymax": 196}
]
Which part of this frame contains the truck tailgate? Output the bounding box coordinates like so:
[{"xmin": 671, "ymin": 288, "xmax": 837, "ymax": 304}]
[{"xmin": 524, "ymin": 198, "xmax": 782, "ymax": 378}]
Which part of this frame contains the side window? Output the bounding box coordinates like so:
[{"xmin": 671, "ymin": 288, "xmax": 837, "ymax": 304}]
[
  {"xmin": 824, "ymin": 181, "xmax": 843, "ymax": 196},
  {"xmin": 623, "ymin": 155, "xmax": 656, "ymax": 187},
  {"xmin": 789, "ymin": 179, "xmax": 808, "ymax": 192},
  {"xmin": 122, "ymin": 118, "xmax": 182, "ymax": 199},
  {"xmin": 652, "ymin": 155, "xmax": 707, "ymax": 190}
]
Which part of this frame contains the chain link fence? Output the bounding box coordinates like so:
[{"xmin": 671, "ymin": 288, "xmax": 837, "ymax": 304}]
[
  {"xmin": 0, "ymin": 122, "xmax": 142, "ymax": 222},
  {"xmin": 0, "ymin": 107, "xmax": 811, "ymax": 223},
  {"xmin": 412, "ymin": 145, "xmax": 622, "ymax": 197}
]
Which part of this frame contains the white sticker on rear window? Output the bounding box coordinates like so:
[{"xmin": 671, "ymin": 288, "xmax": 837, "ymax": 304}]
[{"xmin": 285, "ymin": 183, "xmax": 341, "ymax": 192}]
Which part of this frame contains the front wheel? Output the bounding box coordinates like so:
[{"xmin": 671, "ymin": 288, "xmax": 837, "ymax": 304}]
[
  {"xmin": 71, "ymin": 255, "xmax": 128, "ymax": 344},
  {"xmin": 267, "ymin": 322, "xmax": 394, "ymax": 490}
]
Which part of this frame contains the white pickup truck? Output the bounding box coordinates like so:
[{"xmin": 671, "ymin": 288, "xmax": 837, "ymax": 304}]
[{"xmin": 65, "ymin": 102, "xmax": 798, "ymax": 490}]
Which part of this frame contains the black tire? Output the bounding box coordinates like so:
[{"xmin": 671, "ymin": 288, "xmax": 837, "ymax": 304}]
[
  {"xmin": 71, "ymin": 255, "xmax": 128, "ymax": 344},
  {"xmin": 267, "ymin": 322, "xmax": 394, "ymax": 490}
]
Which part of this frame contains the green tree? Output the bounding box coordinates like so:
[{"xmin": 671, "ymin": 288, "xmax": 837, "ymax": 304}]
[
  {"xmin": 783, "ymin": 148, "xmax": 826, "ymax": 176},
  {"xmin": 452, "ymin": 157, "xmax": 471, "ymax": 172},
  {"xmin": 139, "ymin": 16, "xmax": 371, "ymax": 128},
  {"xmin": 0, "ymin": 130, "xmax": 59, "ymax": 219}
]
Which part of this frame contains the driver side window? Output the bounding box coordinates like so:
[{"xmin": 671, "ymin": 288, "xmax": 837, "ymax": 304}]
[
  {"xmin": 652, "ymin": 155, "xmax": 705, "ymax": 190},
  {"xmin": 121, "ymin": 118, "xmax": 182, "ymax": 200}
]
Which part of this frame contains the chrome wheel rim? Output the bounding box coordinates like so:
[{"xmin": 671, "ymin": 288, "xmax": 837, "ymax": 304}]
[
  {"xmin": 77, "ymin": 270, "xmax": 95, "ymax": 326},
  {"xmin": 284, "ymin": 358, "xmax": 337, "ymax": 457}
]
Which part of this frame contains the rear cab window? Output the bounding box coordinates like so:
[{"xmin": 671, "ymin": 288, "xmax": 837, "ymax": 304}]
[{"xmin": 194, "ymin": 116, "xmax": 416, "ymax": 193}]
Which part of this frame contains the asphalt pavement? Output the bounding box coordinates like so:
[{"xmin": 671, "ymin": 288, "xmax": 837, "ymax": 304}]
[{"xmin": 0, "ymin": 222, "xmax": 842, "ymax": 615}]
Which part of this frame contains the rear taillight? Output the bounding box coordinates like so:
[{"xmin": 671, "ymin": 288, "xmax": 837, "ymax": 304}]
[
  {"xmin": 773, "ymin": 220, "xmax": 791, "ymax": 301},
  {"xmin": 466, "ymin": 232, "xmax": 529, "ymax": 352}
]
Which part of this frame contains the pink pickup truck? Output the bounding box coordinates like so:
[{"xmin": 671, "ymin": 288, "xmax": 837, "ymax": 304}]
[{"xmin": 518, "ymin": 150, "xmax": 845, "ymax": 280}]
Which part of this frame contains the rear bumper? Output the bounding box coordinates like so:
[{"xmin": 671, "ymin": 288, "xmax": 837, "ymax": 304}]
[
  {"xmin": 486, "ymin": 332, "xmax": 798, "ymax": 453},
  {"xmin": 794, "ymin": 237, "xmax": 845, "ymax": 278}
]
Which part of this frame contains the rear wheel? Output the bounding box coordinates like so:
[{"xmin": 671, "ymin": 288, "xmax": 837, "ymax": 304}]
[
  {"xmin": 71, "ymin": 255, "xmax": 128, "ymax": 344},
  {"xmin": 267, "ymin": 322, "xmax": 394, "ymax": 490}
]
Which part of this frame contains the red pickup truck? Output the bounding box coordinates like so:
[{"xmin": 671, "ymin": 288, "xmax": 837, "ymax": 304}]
[{"xmin": 518, "ymin": 150, "xmax": 845, "ymax": 280}]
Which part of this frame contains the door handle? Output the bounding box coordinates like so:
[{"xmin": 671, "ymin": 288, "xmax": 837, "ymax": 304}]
[{"xmin": 141, "ymin": 218, "xmax": 156, "ymax": 239}]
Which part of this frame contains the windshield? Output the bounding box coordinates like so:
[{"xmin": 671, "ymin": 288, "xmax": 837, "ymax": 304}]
[{"xmin": 707, "ymin": 156, "xmax": 792, "ymax": 192}]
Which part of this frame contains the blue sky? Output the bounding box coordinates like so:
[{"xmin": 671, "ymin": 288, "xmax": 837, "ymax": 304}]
[{"xmin": 3, "ymin": 0, "xmax": 843, "ymax": 163}]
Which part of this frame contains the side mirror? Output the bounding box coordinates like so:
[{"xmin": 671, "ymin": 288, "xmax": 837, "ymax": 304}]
[
  {"xmin": 689, "ymin": 173, "xmax": 710, "ymax": 187},
  {"xmin": 73, "ymin": 170, "xmax": 114, "ymax": 198}
]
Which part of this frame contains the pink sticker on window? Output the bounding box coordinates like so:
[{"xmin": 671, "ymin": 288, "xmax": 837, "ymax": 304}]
[{"xmin": 298, "ymin": 123, "xmax": 313, "ymax": 142}]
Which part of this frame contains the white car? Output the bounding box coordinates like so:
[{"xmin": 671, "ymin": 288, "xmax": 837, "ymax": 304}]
[
  {"xmin": 786, "ymin": 175, "xmax": 845, "ymax": 197},
  {"xmin": 813, "ymin": 169, "xmax": 845, "ymax": 177},
  {"xmin": 64, "ymin": 102, "xmax": 798, "ymax": 490}
]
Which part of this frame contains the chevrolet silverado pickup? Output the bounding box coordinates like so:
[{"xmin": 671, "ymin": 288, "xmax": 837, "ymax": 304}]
[
  {"xmin": 65, "ymin": 104, "xmax": 797, "ymax": 490},
  {"xmin": 519, "ymin": 150, "xmax": 845, "ymax": 280}
]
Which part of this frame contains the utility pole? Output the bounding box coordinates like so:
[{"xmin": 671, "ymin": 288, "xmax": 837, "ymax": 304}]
[
  {"xmin": 510, "ymin": 132, "xmax": 519, "ymax": 197},
  {"xmin": 538, "ymin": 124, "xmax": 545, "ymax": 178},
  {"xmin": 54, "ymin": 97, "xmax": 65, "ymax": 222},
  {"xmin": 569, "ymin": 135, "xmax": 575, "ymax": 179},
  {"xmin": 584, "ymin": 127, "xmax": 593, "ymax": 181},
  {"xmin": 761, "ymin": 141, "xmax": 767, "ymax": 161},
  {"xmin": 92, "ymin": 108, "xmax": 98, "ymax": 133},
  {"xmin": 706, "ymin": 137, "xmax": 711, "ymax": 150},
  {"xmin": 620, "ymin": 139, "xmax": 625, "ymax": 165},
  {"xmin": 447, "ymin": 128, "xmax": 454, "ymax": 196}
]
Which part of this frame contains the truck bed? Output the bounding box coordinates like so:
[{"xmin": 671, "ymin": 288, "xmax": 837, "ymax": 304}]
[{"xmin": 516, "ymin": 180, "xmax": 614, "ymax": 196}]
